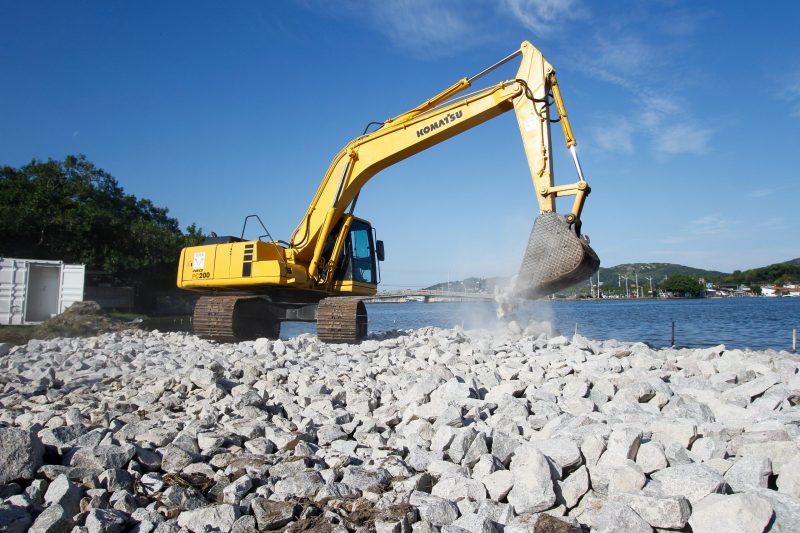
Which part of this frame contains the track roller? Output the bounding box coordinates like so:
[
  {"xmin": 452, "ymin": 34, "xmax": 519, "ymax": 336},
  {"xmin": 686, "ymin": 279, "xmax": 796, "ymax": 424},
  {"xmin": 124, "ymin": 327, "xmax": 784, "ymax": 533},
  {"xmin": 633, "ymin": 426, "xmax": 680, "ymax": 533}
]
[
  {"xmin": 193, "ymin": 296, "xmax": 280, "ymax": 342},
  {"xmin": 317, "ymin": 298, "xmax": 367, "ymax": 344}
]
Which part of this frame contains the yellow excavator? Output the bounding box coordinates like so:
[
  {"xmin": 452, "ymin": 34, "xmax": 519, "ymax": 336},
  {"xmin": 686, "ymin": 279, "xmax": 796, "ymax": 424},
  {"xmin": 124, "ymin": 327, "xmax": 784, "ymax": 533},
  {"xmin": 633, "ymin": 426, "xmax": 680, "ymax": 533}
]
[{"xmin": 177, "ymin": 40, "xmax": 600, "ymax": 343}]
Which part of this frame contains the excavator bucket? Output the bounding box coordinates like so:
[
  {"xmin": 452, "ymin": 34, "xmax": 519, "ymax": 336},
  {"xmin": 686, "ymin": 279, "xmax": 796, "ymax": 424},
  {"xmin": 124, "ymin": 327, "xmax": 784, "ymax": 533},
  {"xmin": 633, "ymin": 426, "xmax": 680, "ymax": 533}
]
[{"xmin": 515, "ymin": 212, "xmax": 600, "ymax": 300}]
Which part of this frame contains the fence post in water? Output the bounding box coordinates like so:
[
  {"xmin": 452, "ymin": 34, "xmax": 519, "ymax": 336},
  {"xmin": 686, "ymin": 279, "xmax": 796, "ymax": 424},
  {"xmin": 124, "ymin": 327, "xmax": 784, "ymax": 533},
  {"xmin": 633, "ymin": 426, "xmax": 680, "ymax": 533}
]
[{"xmin": 671, "ymin": 321, "xmax": 676, "ymax": 347}]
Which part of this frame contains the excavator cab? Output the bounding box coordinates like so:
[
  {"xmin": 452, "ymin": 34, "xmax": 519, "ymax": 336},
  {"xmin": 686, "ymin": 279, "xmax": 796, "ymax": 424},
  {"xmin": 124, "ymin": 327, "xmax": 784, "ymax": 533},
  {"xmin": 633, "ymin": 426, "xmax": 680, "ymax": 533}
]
[
  {"xmin": 317, "ymin": 217, "xmax": 383, "ymax": 294},
  {"xmin": 333, "ymin": 218, "xmax": 381, "ymax": 286}
]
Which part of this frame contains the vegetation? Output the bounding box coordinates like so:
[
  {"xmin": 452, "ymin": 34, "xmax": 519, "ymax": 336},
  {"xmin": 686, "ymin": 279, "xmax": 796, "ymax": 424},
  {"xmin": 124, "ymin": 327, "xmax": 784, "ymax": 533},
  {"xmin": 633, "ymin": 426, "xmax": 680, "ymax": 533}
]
[
  {"xmin": 659, "ymin": 274, "xmax": 705, "ymax": 297},
  {"xmin": 602, "ymin": 262, "xmax": 726, "ymax": 282},
  {"xmin": 0, "ymin": 155, "xmax": 204, "ymax": 284},
  {"xmin": 719, "ymin": 261, "xmax": 800, "ymax": 286}
]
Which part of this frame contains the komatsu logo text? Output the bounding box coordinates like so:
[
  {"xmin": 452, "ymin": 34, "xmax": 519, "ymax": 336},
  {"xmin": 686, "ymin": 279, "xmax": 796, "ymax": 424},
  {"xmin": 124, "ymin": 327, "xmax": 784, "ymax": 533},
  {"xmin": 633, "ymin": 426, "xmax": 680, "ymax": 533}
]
[{"xmin": 416, "ymin": 110, "xmax": 463, "ymax": 138}]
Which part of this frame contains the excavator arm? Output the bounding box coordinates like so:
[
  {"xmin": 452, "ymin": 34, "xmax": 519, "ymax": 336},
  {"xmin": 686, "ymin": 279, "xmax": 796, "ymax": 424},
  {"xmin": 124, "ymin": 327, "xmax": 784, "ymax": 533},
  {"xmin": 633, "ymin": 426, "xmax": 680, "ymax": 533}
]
[{"xmin": 290, "ymin": 41, "xmax": 599, "ymax": 297}]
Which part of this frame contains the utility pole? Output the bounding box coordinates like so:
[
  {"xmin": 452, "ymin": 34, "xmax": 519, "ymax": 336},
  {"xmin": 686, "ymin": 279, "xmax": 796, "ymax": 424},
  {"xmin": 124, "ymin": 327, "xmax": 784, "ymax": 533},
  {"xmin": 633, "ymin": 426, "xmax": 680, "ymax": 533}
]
[{"xmin": 643, "ymin": 276, "xmax": 653, "ymax": 297}]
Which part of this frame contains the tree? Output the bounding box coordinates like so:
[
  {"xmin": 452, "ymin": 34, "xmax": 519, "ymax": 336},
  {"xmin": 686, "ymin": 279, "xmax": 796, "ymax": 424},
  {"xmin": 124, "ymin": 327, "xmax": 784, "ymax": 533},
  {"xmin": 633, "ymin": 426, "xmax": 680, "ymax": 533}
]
[
  {"xmin": 660, "ymin": 274, "xmax": 704, "ymax": 297},
  {"xmin": 0, "ymin": 155, "xmax": 204, "ymax": 277}
]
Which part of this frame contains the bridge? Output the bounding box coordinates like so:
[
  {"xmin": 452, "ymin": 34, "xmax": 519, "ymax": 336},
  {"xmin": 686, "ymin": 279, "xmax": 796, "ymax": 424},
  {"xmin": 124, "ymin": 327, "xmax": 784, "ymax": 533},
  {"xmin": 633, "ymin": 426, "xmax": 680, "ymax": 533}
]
[{"xmin": 362, "ymin": 289, "xmax": 495, "ymax": 304}]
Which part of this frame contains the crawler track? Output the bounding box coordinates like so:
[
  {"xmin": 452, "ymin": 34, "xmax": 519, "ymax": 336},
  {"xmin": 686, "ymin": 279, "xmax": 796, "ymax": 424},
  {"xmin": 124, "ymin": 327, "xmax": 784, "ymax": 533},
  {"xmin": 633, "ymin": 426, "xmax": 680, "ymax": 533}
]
[
  {"xmin": 317, "ymin": 298, "xmax": 368, "ymax": 344},
  {"xmin": 193, "ymin": 296, "xmax": 279, "ymax": 342}
]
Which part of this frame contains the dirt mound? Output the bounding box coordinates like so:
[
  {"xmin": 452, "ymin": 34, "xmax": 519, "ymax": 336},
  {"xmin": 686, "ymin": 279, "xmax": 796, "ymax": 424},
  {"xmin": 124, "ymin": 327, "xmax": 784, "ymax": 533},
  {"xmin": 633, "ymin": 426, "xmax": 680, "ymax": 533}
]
[{"xmin": 32, "ymin": 301, "xmax": 135, "ymax": 339}]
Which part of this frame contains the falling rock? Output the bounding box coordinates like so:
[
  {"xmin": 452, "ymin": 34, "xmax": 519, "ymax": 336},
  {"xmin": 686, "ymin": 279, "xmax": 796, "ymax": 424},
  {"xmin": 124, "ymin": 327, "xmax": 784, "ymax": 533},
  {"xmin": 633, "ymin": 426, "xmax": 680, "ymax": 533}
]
[
  {"xmin": 0, "ymin": 427, "xmax": 44, "ymax": 483},
  {"xmin": 725, "ymin": 456, "xmax": 772, "ymax": 493},
  {"xmin": 688, "ymin": 493, "xmax": 774, "ymax": 533},
  {"xmin": 593, "ymin": 500, "xmax": 652, "ymax": 533},
  {"xmin": 409, "ymin": 491, "xmax": 460, "ymax": 526},
  {"xmin": 176, "ymin": 504, "xmax": 240, "ymax": 533},
  {"xmin": 651, "ymin": 463, "xmax": 726, "ymax": 505},
  {"xmin": 506, "ymin": 445, "xmax": 556, "ymax": 514},
  {"xmin": 615, "ymin": 492, "xmax": 691, "ymax": 530}
]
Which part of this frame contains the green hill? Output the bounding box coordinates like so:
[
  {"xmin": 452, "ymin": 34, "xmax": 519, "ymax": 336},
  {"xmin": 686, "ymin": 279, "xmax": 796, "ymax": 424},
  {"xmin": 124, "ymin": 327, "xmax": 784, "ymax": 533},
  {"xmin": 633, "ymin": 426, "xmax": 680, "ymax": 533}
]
[
  {"xmin": 597, "ymin": 263, "xmax": 726, "ymax": 285},
  {"xmin": 424, "ymin": 258, "xmax": 800, "ymax": 293},
  {"xmin": 720, "ymin": 258, "xmax": 800, "ymax": 286}
]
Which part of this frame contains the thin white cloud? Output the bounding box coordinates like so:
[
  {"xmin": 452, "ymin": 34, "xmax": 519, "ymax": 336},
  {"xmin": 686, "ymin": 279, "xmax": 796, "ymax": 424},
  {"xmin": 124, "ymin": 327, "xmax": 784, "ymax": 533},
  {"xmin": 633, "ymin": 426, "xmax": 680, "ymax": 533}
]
[
  {"xmin": 366, "ymin": 0, "xmax": 473, "ymax": 56},
  {"xmin": 777, "ymin": 73, "xmax": 800, "ymax": 118},
  {"xmin": 654, "ymin": 124, "xmax": 712, "ymax": 155},
  {"xmin": 748, "ymin": 188, "xmax": 773, "ymax": 198},
  {"xmin": 501, "ymin": 0, "xmax": 587, "ymax": 36},
  {"xmin": 591, "ymin": 117, "xmax": 634, "ymax": 154},
  {"xmin": 756, "ymin": 217, "xmax": 784, "ymax": 229},
  {"xmin": 689, "ymin": 213, "xmax": 732, "ymax": 235},
  {"xmin": 297, "ymin": 0, "xmax": 477, "ymax": 57}
]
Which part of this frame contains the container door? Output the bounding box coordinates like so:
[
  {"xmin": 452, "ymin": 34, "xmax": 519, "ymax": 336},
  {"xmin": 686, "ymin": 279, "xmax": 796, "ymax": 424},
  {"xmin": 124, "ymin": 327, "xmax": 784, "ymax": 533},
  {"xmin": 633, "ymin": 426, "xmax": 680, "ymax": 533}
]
[
  {"xmin": 59, "ymin": 264, "xmax": 86, "ymax": 313},
  {"xmin": 25, "ymin": 264, "xmax": 61, "ymax": 323},
  {"xmin": 0, "ymin": 259, "xmax": 29, "ymax": 325}
]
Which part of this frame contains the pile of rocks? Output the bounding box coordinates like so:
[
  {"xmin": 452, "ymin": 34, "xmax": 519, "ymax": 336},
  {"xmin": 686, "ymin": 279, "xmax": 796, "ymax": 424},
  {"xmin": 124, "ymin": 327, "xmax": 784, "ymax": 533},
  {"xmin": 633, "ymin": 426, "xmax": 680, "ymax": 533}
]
[{"xmin": 1, "ymin": 322, "xmax": 799, "ymax": 532}]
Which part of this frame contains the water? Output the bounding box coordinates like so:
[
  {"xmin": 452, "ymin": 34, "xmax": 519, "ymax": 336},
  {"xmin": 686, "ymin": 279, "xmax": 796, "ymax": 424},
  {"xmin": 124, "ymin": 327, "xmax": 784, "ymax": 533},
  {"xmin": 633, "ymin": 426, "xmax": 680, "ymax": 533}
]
[{"xmin": 282, "ymin": 298, "xmax": 800, "ymax": 352}]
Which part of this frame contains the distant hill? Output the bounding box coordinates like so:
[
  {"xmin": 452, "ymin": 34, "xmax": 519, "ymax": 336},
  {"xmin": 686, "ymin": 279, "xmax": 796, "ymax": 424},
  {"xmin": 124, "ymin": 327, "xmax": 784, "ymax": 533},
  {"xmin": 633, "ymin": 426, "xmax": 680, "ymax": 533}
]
[
  {"xmin": 597, "ymin": 263, "xmax": 726, "ymax": 285},
  {"xmin": 720, "ymin": 258, "xmax": 800, "ymax": 286},
  {"xmin": 424, "ymin": 258, "xmax": 800, "ymax": 293}
]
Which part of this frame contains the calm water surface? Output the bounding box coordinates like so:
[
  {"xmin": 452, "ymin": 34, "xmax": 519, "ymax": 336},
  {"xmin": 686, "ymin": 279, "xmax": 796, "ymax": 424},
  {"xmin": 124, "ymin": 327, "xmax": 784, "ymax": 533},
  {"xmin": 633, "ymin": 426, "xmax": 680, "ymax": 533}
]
[{"xmin": 282, "ymin": 298, "xmax": 800, "ymax": 352}]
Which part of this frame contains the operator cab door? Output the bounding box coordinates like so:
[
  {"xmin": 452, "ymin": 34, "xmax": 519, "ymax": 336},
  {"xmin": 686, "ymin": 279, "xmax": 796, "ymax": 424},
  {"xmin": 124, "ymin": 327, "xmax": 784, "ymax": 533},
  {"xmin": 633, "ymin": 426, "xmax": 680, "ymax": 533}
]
[{"xmin": 334, "ymin": 219, "xmax": 378, "ymax": 287}]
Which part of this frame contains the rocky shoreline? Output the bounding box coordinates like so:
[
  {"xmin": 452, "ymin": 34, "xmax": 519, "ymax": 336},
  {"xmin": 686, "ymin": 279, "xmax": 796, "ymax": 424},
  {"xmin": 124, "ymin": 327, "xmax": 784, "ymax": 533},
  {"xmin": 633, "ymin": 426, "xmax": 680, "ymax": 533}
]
[{"xmin": 1, "ymin": 322, "xmax": 799, "ymax": 532}]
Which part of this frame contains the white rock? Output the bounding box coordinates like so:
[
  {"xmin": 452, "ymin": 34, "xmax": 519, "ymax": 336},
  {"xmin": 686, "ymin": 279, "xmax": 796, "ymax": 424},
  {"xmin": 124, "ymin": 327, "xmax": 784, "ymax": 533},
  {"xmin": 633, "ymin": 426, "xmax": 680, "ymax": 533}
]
[
  {"xmin": 177, "ymin": 504, "xmax": 240, "ymax": 533},
  {"xmin": 506, "ymin": 445, "xmax": 556, "ymax": 514},
  {"xmin": 777, "ymin": 456, "xmax": 800, "ymax": 498},
  {"xmin": 482, "ymin": 470, "xmax": 514, "ymax": 501},
  {"xmin": 593, "ymin": 500, "xmax": 652, "ymax": 533},
  {"xmin": 688, "ymin": 493, "xmax": 773, "ymax": 533},
  {"xmin": 725, "ymin": 456, "xmax": 772, "ymax": 493},
  {"xmin": 615, "ymin": 492, "xmax": 690, "ymax": 529},
  {"xmin": 651, "ymin": 463, "xmax": 726, "ymax": 505}
]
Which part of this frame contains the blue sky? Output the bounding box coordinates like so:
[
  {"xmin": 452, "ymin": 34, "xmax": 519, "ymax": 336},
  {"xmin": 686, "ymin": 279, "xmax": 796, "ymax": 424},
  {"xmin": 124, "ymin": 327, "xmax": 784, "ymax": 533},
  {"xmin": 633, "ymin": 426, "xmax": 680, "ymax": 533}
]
[{"xmin": 2, "ymin": 1, "xmax": 799, "ymax": 288}]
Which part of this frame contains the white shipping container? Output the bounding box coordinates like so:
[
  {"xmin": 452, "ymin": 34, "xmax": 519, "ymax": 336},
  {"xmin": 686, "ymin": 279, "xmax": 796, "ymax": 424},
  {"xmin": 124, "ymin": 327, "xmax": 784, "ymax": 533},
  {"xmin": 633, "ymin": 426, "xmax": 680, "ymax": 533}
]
[{"xmin": 0, "ymin": 258, "xmax": 85, "ymax": 325}]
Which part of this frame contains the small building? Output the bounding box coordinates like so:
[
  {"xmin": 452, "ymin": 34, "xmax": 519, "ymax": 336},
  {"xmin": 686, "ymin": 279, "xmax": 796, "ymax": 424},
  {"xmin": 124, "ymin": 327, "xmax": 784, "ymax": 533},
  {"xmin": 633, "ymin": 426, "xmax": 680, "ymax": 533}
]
[{"xmin": 0, "ymin": 258, "xmax": 85, "ymax": 325}]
